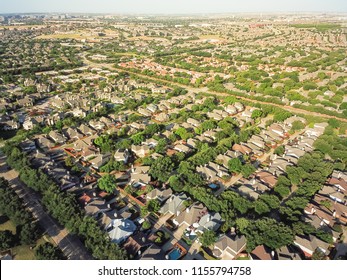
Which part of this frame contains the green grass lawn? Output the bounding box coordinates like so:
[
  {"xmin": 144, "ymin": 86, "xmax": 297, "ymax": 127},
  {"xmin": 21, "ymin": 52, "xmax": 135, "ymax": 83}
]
[
  {"xmin": 1, "ymin": 214, "xmax": 55, "ymax": 260},
  {"xmin": 236, "ymin": 256, "xmax": 250, "ymax": 260},
  {"xmin": 0, "ymin": 215, "xmax": 17, "ymax": 233},
  {"xmin": 12, "ymin": 235, "xmax": 53, "ymax": 260}
]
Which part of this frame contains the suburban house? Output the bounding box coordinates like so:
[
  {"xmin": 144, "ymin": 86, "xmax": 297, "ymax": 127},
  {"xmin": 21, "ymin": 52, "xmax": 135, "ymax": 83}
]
[
  {"xmin": 138, "ymin": 107, "xmax": 152, "ymax": 117},
  {"xmin": 155, "ymin": 112, "xmax": 169, "ymax": 122},
  {"xmin": 276, "ymin": 246, "xmax": 303, "ymax": 260},
  {"xmin": 195, "ymin": 211, "xmax": 222, "ymax": 234},
  {"xmin": 146, "ymin": 187, "xmax": 173, "ymax": 204},
  {"xmin": 159, "ymin": 193, "xmax": 189, "ymax": 216},
  {"xmin": 106, "ymin": 218, "xmax": 137, "ymax": 244},
  {"xmin": 23, "ymin": 118, "xmax": 38, "ymax": 130},
  {"xmin": 89, "ymin": 153, "xmax": 111, "ymax": 170},
  {"xmin": 19, "ymin": 139, "xmax": 36, "ymax": 152},
  {"xmin": 130, "ymin": 166, "xmax": 151, "ymax": 187},
  {"xmin": 186, "ymin": 118, "xmax": 201, "ymax": 127},
  {"xmin": 114, "ymin": 149, "xmax": 130, "ymax": 163},
  {"xmin": 173, "ymin": 144, "xmax": 191, "ymax": 154},
  {"xmin": 48, "ymin": 130, "xmax": 66, "ymax": 144},
  {"xmin": 236, "ymin": 185, "xmax": 260, "ymax": 200},
  {"xmin": 256, "ymin": 171, "xmax": 278, "ymax": 189},
  {"xmin": 0, "ymin": 120, "xmax": 19, "ymax": 130},
  {"xmin": 140, "ymin": 244, "xmax": 164, "ymax": 260},
  {"xmin": 285, "ymin": 147, "xmax": 306, "ymax": 159},
  {"xmin": 213, "ymin": 234, "xmax": 247, "ymax": 260},
  {"xmin": 232, "ymin": 144, "xmax": 252, "ymax": 155},
  {"xmin": 84, "ymin": 200, "xmax": 111, "ymax": 217},
  {"xmin": 293, "ymin": 235, "xmax": 330, "ymax": 257},
  {"xmin": 172, "ymin": 203, "xmax": 207, "ymax": 228},
  {"xmin": 78, "ymin": 124, "xmax": 96, "ymax": 136},
  {"xmin": 64, "ymin": 127, "xmax": 84, "ymax": 140},
  {"xmin": 143, "ymin": 138, "xmax": 158, "ymax": 148},
  {"xmin": 89, "ymin": 120, "xmax": 105, "ymax": 130},
  {"xmin": 225, "ymin": 105, "xmax": 238, "ymax": 115},
  {"xmin": 36, "ymin": 136, "xmax": 55, "ymax": 151},
  {"xmin": 318, "ymin": 185, "xmax": 346, "ymax": 204},
  {"xmin": 250, "ymin": 245, "xmax": 274, "ymax": 260},
  {"xmin": 131, "ymin": 144, "xmax": 150, "ymax": 158},
  {"xmin": 123, "ymin": 232, "xmax": 152, "ymax": 258}
]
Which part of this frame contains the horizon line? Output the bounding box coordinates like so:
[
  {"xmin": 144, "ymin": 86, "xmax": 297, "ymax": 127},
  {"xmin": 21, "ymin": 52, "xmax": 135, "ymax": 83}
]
[{"xmin": 1, "ymin": 11, "xmax": 347, "ymax": 15}]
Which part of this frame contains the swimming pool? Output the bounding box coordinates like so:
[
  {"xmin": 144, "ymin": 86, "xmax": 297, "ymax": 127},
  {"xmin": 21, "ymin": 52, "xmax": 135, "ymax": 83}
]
[
  {"xmin": 168, "ymin": 248, "xmax": 181, "ymax": 260},
  {"xmin": 208, "ymin": 183, "xmax": 218, "ymax": 190}
]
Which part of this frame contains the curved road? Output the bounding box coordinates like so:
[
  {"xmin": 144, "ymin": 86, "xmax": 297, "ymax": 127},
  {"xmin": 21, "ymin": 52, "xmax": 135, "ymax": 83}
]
[{"xmin": 0, "ymin": 152, "xmax": 92, "ymax": 260}]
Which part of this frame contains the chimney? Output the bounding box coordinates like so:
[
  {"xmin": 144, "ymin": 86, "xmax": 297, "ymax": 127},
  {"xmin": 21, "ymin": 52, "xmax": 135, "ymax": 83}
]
[
  {"xmin": 186, "ymin": 208, "xmax": 190, "ymax": 213},
  {"xmin": 333, "ymin": 210, "xmax": 337, "ymax": 218},
  {"xmin": 107, "ymin": 204, "xmax": 111, "ymax": 208}
]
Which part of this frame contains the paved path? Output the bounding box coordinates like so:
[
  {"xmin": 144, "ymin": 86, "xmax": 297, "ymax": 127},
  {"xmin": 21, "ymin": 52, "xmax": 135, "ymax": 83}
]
[{"xmin": 0, "ymin": 152, "xmax": 92, "ymax": 260}]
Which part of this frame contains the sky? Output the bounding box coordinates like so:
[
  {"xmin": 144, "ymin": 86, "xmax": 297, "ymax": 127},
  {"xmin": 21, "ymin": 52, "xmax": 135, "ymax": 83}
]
[{"xmin": 1, "ymin": 0, "xmax": 347, "ymax": 14}]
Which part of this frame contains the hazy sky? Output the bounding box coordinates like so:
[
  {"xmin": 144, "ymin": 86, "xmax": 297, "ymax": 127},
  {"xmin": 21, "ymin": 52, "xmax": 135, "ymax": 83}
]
[{"xmin": 1, "ymin": 0, "xmax": 346, "ymax": 14}]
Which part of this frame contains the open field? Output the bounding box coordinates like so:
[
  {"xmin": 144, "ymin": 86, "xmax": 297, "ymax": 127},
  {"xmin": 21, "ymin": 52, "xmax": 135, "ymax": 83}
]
[{"xmin": 290, "ymin": 23, "xmax": 342, "ymax": 31}]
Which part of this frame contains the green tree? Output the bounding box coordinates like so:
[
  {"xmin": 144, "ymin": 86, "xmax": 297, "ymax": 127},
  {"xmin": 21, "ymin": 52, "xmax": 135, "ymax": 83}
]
[
  {"xmin": 131, "ymin": 133, "xmax": 145, "ymax": 145},
  {"xmin": 274, "ymin": 145, "xmax": 285, "ymax": 156},
  {"xmin": 291, "ymin": 120, "xmax": 305, "ymax": 131},
  {"xmin": 259, "ymin": 194, "xmax": 280, "ymax": 209},
  {"xmin": 142, "ymin": 221, "xmax": 151, "ymax": 230},
  {"xmin": 311, "ymin": 248, "xmax": 326, "ymax": 260},
  {"xmin": 245, "ymin": 218, "xmax": 294, "ymax": 251},
  {"xmin": 149, "ymin": 157, "xmax": 174, "ymax": 182},
  {"xmin": 98, "ymin": 174, "xmax": 116, "ymax": 193},
  {"xmin": 228, "ymin": 158, "xmax": 242, "ymax": 173},
  {"xmin": 233, "ymin": 196, "xmax": 252, "ymax": 214},
  {"xmin": 328, "ymin": 118, "xmax": 340, "ymax": 129},
  {"xmin": 35, "ymin": 243, "xmax": 65, "ymax": 260},
  {"xmin": 0, "ymin": 230, "xmax": 16, "ymax": 250},
  {"xmin": 251, "ymin": 109, "xmax": 263, "ymax": 119},
  {"xmin": 254, "ymin": 200, "xmax": 271, "ymax": 215},
  {"xmin": 241, "ymin": 163, "xmax": 256, "ymax": 178},
  {"xmin": 147, "ymin": 199, "xmax": 161, "ymax": 213},
  {"xmin": 236, "ymin": 218, "xmax": 249, "ymax": 233},
  {"xmin": 168, "ymin": 175, "xmax": 184, "ymax": 192},
  {"xmin": 65, "ymin": 156, "xmax": 74, "ymax": 167},
  {"xmin": 200, "ymin": 230, "xmax": 217, "ymax": 247},
  {"xmin": 19, "ymin": 222, "xmax": 39, "ymax": 245}
]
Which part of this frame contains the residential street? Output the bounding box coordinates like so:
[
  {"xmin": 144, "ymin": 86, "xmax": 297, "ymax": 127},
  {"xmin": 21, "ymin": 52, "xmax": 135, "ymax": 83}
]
[{"xmin": 0, "ymin": 152, "xmax": 92, "ymax": 260}]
